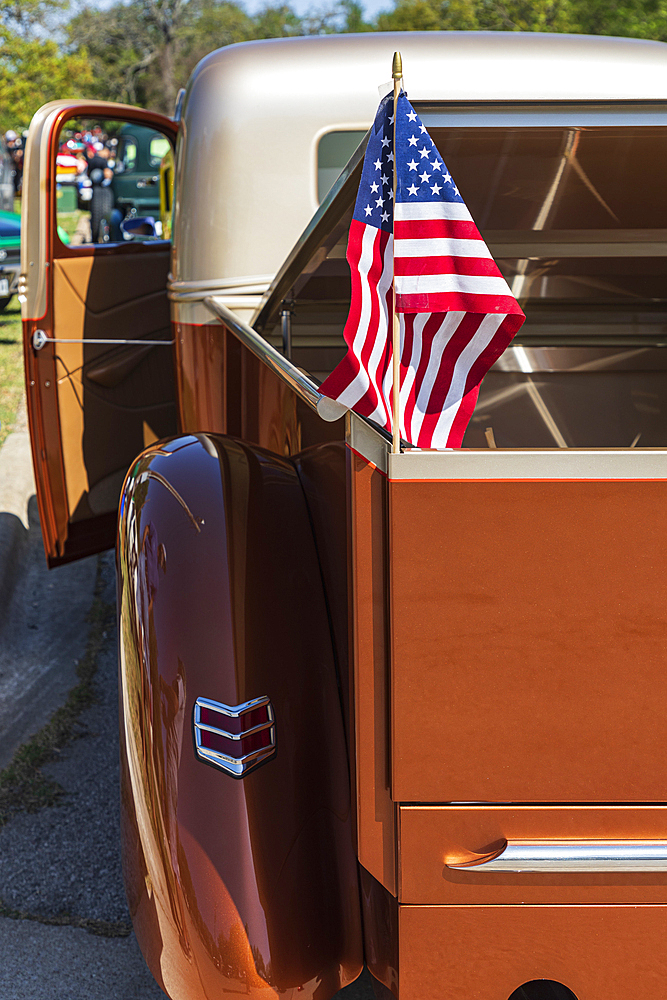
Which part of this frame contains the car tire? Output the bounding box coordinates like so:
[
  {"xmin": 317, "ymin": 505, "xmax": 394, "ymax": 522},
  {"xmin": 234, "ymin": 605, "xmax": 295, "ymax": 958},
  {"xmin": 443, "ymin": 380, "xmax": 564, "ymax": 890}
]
[
  {"xmin": 90, "ymin": 187, "xmax": 114, "ymax": 244},
  {"xmin": 0, "ymin": 295, "xmax": 13, "ymax": 312}
]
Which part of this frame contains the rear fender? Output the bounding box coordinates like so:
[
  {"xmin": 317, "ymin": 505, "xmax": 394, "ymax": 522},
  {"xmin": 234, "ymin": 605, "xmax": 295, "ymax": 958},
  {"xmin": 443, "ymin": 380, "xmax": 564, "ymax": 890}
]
[{"xmin": 117, "ymin": 433, "xmax": 362, "ymax": 1000}]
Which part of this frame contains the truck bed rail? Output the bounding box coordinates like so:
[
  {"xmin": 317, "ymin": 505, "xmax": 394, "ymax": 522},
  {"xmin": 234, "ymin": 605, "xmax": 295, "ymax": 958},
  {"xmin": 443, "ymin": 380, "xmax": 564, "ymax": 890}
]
[{"xmin": 203, "ymin": 295, "xmax": 347, "ymax": 423}]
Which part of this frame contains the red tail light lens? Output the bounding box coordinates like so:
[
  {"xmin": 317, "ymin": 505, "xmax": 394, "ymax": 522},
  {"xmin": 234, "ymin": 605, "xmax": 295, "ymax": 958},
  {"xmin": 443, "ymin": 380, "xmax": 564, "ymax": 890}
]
[
  {"xmin": 199, "ymin": 704, "xmax": 268, "ymax": 734},
  {"xmin": 193, "ymin": 696, "xmax": 276, "ymax": 777}
]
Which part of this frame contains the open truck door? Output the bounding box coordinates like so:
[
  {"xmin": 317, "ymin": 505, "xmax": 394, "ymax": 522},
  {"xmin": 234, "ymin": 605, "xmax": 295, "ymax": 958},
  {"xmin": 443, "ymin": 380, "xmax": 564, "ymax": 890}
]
[{"xmin": 21, "ymin": 100, "xmax": 178, "ymax": 566}]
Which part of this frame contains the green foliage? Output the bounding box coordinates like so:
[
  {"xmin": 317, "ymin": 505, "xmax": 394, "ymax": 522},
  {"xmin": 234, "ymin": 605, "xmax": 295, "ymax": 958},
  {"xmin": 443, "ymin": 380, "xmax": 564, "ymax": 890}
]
[
  {"xmin": 376, "ymin": 0, "xmax": 667, "ymax": 35},
  {"xmin": 252, "ymin": 2, "xmax": 303, "ymax": 35},
  {"xmin": 566, "ymin": 0, "xmax": 667, "ymax": 39},
  {"xmin": 377, "ymin": 0, "xmax": 478, "ymax": 31},
  {"xmin": 64, "ymin": 4, "xmax": 154, "ymax": 107},
  {"xmin": 0, "ymin": 0, "xmax": 90, "ymax": 131},
  {"xmin": 0, "ymin": 28, "xmax": 91, "ymax": 132}
]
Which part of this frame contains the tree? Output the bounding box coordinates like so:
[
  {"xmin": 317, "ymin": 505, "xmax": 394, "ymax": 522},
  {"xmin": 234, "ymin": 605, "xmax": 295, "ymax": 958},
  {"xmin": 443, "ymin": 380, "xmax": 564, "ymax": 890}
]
[
  {"xmin": 177, "ymin": 0, "xmax": 255, "ymax": 74},
  {"xmin": 377, "ymin": 0, "xmax": 480, "ymax": 31},
  {"xmin": 66, "ymin": 0, "xmax": 318, "ymax": 116},
  {"xmin": 376, "ymin": 0, "xmax": 667, "ymax": 37},
  {"xmin": 140, "ymin": 0, "xmax": 188, "ymax": 113},
  {"xmin": 0, "ymin": 0, "xmax": 91, "ymax": 132},
  {"xmin": 66, "ymin": 4, "xmax": 157, "ymax": 106},
  {"xmin": 1, "ymin": 0, "xmax": 66, "ymax": 37}
]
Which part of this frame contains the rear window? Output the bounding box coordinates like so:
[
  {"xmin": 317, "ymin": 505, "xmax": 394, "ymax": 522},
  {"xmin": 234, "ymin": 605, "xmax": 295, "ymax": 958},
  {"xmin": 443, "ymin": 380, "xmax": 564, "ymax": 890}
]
[
  {"xmin": 149, "ymin": 135, "xmax": 171, "ymax": 167},
  {"xmin": 317, "ymin": 130, "xmax": 365, "ymax": 203},
  {"xmin": 118, "ymin": 137, "xmax": 137, "ymax": 173}
]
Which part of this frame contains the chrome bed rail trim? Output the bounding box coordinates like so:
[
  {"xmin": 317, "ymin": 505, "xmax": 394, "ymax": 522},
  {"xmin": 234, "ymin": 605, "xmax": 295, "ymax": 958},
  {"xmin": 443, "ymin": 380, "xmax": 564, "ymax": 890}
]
[
  {"xmin": 347, "ymin": 411, "xmax": 390, "ymax": 474},
  {"xmin": 203, "ymin": 295, "xmax": 347, "ymax": 422},
  {"xmin": 420, "ymin": 103, "xmax": 667, "ymax": 129},
  {"xmin": 388, "ymin": 448, "xmax": 667, "ymax": 480},
  {"xmin": 447, "ymin": 841, "xmax": 667, "ymax": 873},
  {"xmin": 168, "ymin": 275, "xmax": 272, "ymax": 302}
]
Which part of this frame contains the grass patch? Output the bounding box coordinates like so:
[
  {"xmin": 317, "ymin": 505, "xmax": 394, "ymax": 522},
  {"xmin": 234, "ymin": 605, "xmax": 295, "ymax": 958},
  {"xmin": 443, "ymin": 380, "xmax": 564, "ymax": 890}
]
[
  {"xmin": 0, "ymin": 556, "xmax": 115, "ymax": 826},
  {"xmin": 0, "ymin": 300, "xmax": 24, "ymax": 448}
]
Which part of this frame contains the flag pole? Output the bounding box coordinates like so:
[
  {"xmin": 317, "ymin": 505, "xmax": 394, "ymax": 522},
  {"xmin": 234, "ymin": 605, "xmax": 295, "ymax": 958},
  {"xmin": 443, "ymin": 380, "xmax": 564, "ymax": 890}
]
[{"xmin": 391, "ymin": 50, "xmax": 403, "ymax": 454}]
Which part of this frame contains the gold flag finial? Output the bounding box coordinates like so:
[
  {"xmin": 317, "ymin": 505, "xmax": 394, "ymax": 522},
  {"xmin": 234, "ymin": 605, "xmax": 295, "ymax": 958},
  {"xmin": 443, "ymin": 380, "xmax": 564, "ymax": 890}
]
[{"xmin": 392, "ymin": 50, "xmax": 403, "ymax": 80}]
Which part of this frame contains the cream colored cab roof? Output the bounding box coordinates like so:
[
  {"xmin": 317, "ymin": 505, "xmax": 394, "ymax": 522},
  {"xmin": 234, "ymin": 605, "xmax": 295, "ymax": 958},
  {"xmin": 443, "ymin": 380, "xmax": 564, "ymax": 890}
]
[{"xmin": 173, "ymin": 30, "xmax": 667, "ymax": 300}]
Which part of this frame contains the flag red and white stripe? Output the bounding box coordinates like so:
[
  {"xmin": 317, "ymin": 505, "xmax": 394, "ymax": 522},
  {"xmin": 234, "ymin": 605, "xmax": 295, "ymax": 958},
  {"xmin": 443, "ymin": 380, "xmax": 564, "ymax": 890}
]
[{"xmin": 393, "ymin": 199, "xmax": 524, "ymax": 447}]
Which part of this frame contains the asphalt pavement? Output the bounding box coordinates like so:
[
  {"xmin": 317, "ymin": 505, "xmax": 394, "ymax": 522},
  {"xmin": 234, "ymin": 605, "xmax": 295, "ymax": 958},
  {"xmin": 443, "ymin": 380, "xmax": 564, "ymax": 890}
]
[
  {"xmin": 0, "ymin": 536, "xmax": 169, "ymax": 999},
  {"xmin": 0, "ymin": 419, "xmax": 376, "ymax": 1000}
]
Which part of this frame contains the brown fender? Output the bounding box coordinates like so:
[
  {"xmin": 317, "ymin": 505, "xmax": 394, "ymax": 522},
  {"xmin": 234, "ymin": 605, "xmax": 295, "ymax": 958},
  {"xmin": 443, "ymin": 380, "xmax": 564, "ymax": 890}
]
[{"xmin": 117, "ymin": 433, "xmax": 363, "ymax": 1000}]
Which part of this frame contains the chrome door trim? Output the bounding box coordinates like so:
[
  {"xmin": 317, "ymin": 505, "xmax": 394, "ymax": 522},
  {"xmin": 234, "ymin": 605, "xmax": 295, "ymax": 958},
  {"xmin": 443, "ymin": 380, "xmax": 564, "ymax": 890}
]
[{"xmin": 447, "ymin": 841, "xmax": 667, "ymax": 872}]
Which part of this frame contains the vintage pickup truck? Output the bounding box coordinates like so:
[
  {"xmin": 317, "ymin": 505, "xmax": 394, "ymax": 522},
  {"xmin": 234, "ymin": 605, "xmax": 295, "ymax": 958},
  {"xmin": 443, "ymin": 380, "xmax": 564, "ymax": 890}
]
[{"xmin": 19, "ymin": 29, "xmax": 667, "ymax": 1000}]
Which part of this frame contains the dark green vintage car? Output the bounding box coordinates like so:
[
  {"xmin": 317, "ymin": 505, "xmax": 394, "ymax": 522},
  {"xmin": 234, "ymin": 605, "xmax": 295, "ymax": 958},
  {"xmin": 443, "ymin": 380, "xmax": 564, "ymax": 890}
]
[{"xmin": 113, "ymin": 122, "xmax": 171, "ymax": 219}]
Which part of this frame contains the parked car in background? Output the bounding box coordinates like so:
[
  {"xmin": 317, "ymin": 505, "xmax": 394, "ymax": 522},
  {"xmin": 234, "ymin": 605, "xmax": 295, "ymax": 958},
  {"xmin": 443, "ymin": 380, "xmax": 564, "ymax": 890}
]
[
  {"xmin": 20, "ymin": 32, "xmax": 667, "ymax": 1000},
  {"xmin": 0, "ymin": 205, "xmax": 69, "ymax": 311},
  {"xmin": 0, "ymin": 208, "xmax": 21, "ymax": 310},
  {"xmin": 111, "ymin": 122, "xmax": 171, "ymax": 235}
]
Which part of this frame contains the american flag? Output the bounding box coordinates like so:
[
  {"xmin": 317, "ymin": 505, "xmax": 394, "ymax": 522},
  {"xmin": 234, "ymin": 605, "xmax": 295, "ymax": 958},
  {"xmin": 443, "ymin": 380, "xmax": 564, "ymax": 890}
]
[{"xmin": 319, "ymin": 91, "xmax": 525, "ymax": 449}]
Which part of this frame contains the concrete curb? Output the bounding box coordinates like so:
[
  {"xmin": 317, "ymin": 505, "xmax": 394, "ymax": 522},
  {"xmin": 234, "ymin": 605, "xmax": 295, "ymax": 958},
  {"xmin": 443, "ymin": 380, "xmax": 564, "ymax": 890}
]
[
  {"xmin": 0, "ymin": 403, "xmax": 100, "ymax": 770},
  {"xmin": 0, "ymin": 402, "xmax": 36, "ymax": 623}
]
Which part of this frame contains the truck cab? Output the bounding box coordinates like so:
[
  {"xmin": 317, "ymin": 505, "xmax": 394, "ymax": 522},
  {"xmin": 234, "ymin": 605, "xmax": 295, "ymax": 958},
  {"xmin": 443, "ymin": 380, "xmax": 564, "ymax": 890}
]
[{"xmin": 20, "ymin": 31, "xmax": 667, "ymax": 1000}]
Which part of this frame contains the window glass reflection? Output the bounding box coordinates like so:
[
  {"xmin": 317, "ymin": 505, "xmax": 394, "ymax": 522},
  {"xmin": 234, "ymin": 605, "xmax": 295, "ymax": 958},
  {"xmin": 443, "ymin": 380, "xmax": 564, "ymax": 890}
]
[
  {"xmin": 432, "ymin": 126, "xmax": 667, "ymax": 231},
  {"xmin": 56, "ymin": 118, "xmax": 173, "ymax": 246}
]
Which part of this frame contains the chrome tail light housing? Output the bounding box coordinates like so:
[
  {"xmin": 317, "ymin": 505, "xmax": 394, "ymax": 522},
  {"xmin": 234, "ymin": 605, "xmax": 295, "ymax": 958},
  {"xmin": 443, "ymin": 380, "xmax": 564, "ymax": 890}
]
[{"xmin": 193, "ymin": 695, "xmax": 276, "ymax": 777}]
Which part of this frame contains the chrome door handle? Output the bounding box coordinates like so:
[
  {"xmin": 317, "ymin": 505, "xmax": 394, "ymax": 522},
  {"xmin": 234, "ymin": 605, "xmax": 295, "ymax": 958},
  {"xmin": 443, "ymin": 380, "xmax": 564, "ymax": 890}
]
[{"xmin": 446, "ymin": 841, "xmax": 667, "ymax": 873}]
